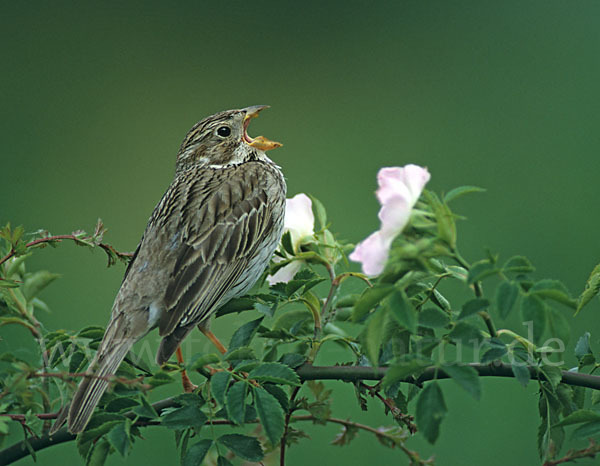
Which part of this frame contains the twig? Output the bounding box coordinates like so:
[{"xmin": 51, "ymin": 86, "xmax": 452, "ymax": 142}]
[{"xmin": 280, "ymin": 386, "xmax": 302, "ymax": 466}]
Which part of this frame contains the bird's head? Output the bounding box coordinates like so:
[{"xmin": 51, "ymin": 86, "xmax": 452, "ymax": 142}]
[{"xmin": 176, "ymin": 105, "xmax": 282, "ymax": 172}]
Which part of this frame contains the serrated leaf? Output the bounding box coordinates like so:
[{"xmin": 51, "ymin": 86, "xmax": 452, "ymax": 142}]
[
  {"xmin": 225, "ymin": 346, "xmax": 256, "ymax": 362},
  {"xmin": 218, "ymin": 433, "xmax": 264, "ymax": 462},
  {"xmin": 481, "ymin": 346, "xmax": 507, "ymax": 363},
  {"xmin": 575, "ymin": 263, "xmax": 600, "ymax": 315},
  {"xmin": 364, "ymin": 307, "xmax": 387, "ymax": 366},
  {"xmin": 264, "ymin": 384, "xmax": 290, "ymax": 413},
  {"xmin": 107, "ymin": 420, "xmax": 131, "ymax": 457},
  {"xmin": 554, "ymin": 409, "xmax": 600, "ymax": 427},
  {"xmin": 574, "ymin": 332, "xmax": 595, "ymax": 367},
  {"xmin": 216, "ymin": 297, "xmax": 256, "ymax": 317},
  {"xmin": 573, "ymin": 420, "xmax": 600, "ymax": 438},
  {"xmin": 189, "ymin": 353, "xmax": 221, "ymax": 370},
  {"xmin": 225, "ymin": 381, "xmax": 248, "ymax": 425},
  {"xmin": 495, "ymin": 280, "xmax": 519, "ymax": 319},
  {"xmin": 540, "ymin": 365, "xmax": 563, "ymax": 388},
  {"xmin": 22, "ymin": 270, "xmax": 60, "ymax": 300},
  {"xmin": 87, "ymin": 438, "xmax": 110, "ymax": 466},
  {"xmin": 511, "ymin": 362, "xmax": 531, "ymax": 387},
  {"xmin": 182, "ymin": 439, "xmax": 213, "ymax": 466},
  {"xmin": 531, "ymin": 279, "xmax": 576, "ymax": 309},
  {"xmin": 418, "ymin": 307, "xmax": 450, "ymax": 328},
  {"xmin": 385, "ymin": 290, "xmax": 416, "ymax": 333},
  {"xmin": 458, "ymin": 298, "xmax": 489, "ymax": 320},
  {"xmin": 521, "ymin": 294, "xmax": 547, "ymax": 344},
  {"xmin": 132, "ymin": 396, "xmax": 158, "ymax": 419},
  {"xmin": 416, "ymin": 382, "xmax": 447, "ymax": 444},
  {"xmin": 162, "ymin": 404, "xmax": 207, "ymax": 430},
  {"xmin": 467, "ymin": 261, "xmax": 499, "ymax": 284},
  {"xmin": 503, "ymin": 255, "xmax": 535, "ymax": 274},
  {"xmin": 217, "ymin": 456, "xmax": 234, "ymax": 466},
  {"xmin": 447, "ymin": 321, "xmax": 483, "ymax": 344},
  {"xmin": 249, "ymin": 362, "xmax": 300, "ymax": 386},
  {"xmin": 441, "ymin": 364, "xmax": 481, "ymax": 400},
  {"xmin": 352, "ymin": 284, "xmax": 395, "ymax": 322},
  {"xmin": 211, "ymin": 371, "xmax": 232, "ymax": 405},
  {"xmin": 77, "ymin": 326, "xmax": 106, "ymax": 340},
  {"xmin": 310, "ymin": 195, "xmax": 327, "ymax": 230},
  {"xmin": 229, "ymin": 317, "xmax": 264, "ymax": 350},
  {"xmin": 281, "ymin": 231, "xmax": 295, "ymax": 255},
  {"xmin": 147, "ymin": 370, "xmax": 175, "ymax": 388},
  {"xmin": 104, "ymin": 397, "xmax": 140, "ymax": 414},
  {"xmin": 443, "ymin": 185, "xmax": 485, "ymax": 203},
  {"xmin": 381, "ymin": 356, "xmax": 432, "ymax": 388},
  {"xmin": 547, "ymin": 307, "xmax": 570, "ymax": 346},
  {"xmin": 279, "ymin": 353, "xmax": 306, "ymax": 369},
  {"xmin": 254, "ymin": 386, "xmax": 285, "ymax": 445}
]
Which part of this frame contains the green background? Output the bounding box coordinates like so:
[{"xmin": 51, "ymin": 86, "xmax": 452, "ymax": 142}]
[{"xmin": 2, "ymin": 1, "xmax": 600, "ymax": 465}]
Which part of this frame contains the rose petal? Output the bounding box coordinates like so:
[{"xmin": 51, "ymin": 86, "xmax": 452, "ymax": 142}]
[
  {"xmin": 284, "ymin": 193, "xmax": 315, "ymax": 249},
  {"xmin": 378, "ymin": 195, "xmax": 411, "ymax": 238},
  {"xmin": 349, "ymin": 231, "xmax": 392, "ymax": 276},
  {"xmin": 376, "ymin": 165, "xmax": 430, "ymax": 208},
  {"xmin": 267, "ymin": 261, "xmax": 303, "ymax": 285}
]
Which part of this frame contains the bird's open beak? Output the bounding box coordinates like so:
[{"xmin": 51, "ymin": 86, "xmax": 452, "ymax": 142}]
[{"xmin": 242, "ymin": 105, "xmax": 282, "ymax": 151}]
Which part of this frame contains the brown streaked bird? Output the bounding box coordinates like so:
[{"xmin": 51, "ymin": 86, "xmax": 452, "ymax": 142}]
[{"xmin": 54, "ymin": 105, "xmax": 286, "ymax": 434}]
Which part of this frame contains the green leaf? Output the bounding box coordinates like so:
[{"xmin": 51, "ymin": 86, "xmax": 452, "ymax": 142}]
[
  {"xmin": 182, "ymin": 439, "xmax": 213, "ymax": 466},
  {"xmin": 521, "ymin": 294, "xmax": 547, "ymax": 344},
  {"xmin": 217, "ymin": 456, "xmax": 234, "ymax": 466},
  {"xmin": 441, "ymin": 364, "xmax": 481, "ymax": 400},
  {"xmin": 531, "ymin": 279, "xmax": 576, "ymax": 309},
  {"xmin": 381, "ymin": 356, "xmax": 432, "ymax": 388},
  {"xmin": 253, "ymin": 386, "xmax": 285, "ymax": 445},
  {"xmin": 423, "ymin": 190, "xmax": 456, "ymax": 248},
  {"xmin": 352, "ymin": 284, "xmax": 395, "ymax": 322},
  {"xmin": 216, "ymin": 297, "xmax": 256, "ymax": 317},
  {"xmin": 416, "ymin": 382, "xmax": 447, "ymax": 444},
  {"xmin": 481, "ymin": 346, "xmax": 508, "ymax": 363},
  {"xmin": 418, "ymin": 307, "xmax": 450, "ymax": 328},
  {"xmin": 503, "ymin": 255, "xmax": 535, "ymax": 275},
  {"xmin": 104, "ymin": 397, "xmax": 140, "ymax": 414},
  {"xmin": 573, "ymin": 420, "xmax": 600, "ymax": 439},
  {"xmin": 281, "ymin": 231, "xmax": 295, "ymax": 255},
  {"xmin": 132, "ymin": 396, "xmax": 158, "ymax": 419},
  {"xmin": 539, "ymin": 365, "xmax": 563, "ymax": 388},
  {"xmin": 310, "ymin": 195, "xmax": 328, "ymax": 230},
  {"xmin": 575, "ymin": 263, "xmax": 600, "ymax": 315},
  {"xmin": 87, "ymin": 438, "xmax": 110, "ymax": 466},
  {"xmin": 77, "ymin": 326, "xmax": 106, "ymax": 340},
  {"xmin": 146, "ymin": 370, "xmax": 175, "ymax": 388},
  {"xmin": 385, "ymin": 290, "xmax": 416, "ymax": 333},
  {"xmin": 447, "ymin": 322, "xmax": 483, "ymax": 344},
  {"xmin": 467, "ymin": 260, "xmax": 499, "ymax": 284},
  {"xmin": 225, "ymin": 382, "xmax": 248, "ymax": 425},
  {"xmin": 249, "ymin": 362, "xmax": 300, "ymax": 386},
  {"xmin": 458, "ymin": 298, "xmax": 489, "ymax": 320},
  {"xmin": 443, "ymin": 185, "xmax": 485, "ymax": 203},
  {"xmin": 511, "ymin": 362, "xmax": 531, "ymax": 388},
  {"xmin": 495, "ymin": 280, "xmax": 519, "ymax": 320},
  {"xmin": 225, "ymin": 346, "xmax": 256, "ymax": 362},
  {"xmin": 554, "ymin": 409, "xmax": 600, "ymax": 427},
  {"xmin": 364, "ymin": 307, "xmax": 388, "ymax": 366},
  {"xmin": 22, "ymin": 270, "xmax": 60, "ymax": 300},
  {"xmin": 574, "ymin": 332, "xmax": 595, "ymax": 367},
  {"xmin": 107, "ymin": 420, "xmax": 131, "ymax": 457},
  {"xmin": 229, "ymin": 317, "xmax": 264, "ymax": 350},
  {"xmin": 161, "ymin": 404, "xmax": 207, "ymax": 430},
  {"xmin": 218, "ymin": 433, "xmax": 264, "ymax": 462},
  {"xmin": 211, "ymin": 371, "xmax": 232, "ymax": 405},
  {"xmin": 547, "ymin": 307, "xmax": 570, "ymax": 346},
  {"xmin": 279, "ymin": 353, "xmax": 306, "ymax": 369},
  {"xmin": 189, "ymin": 353, "xmax": 221, "ymax": 370},
  {"xmin": 264, "ymin": 384, "xmax": 290, "ymax": 413}
]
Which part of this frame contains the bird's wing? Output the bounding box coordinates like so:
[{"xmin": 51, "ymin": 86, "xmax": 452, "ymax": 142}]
[{"xmin": 158, "ymin": 166, "xmax": 277, "ymax": 336}]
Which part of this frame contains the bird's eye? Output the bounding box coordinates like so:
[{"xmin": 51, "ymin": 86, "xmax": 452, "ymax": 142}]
[{"xmin": 216, "ymin": 126, "xmax": 231, "ymax": 137}]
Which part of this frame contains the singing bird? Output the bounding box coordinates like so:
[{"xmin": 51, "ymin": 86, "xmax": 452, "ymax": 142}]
[{"xmin": 54, "ymin": 106, "xmax": 286, "ymax": 434}]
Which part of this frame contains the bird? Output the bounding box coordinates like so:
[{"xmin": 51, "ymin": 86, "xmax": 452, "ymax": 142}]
[{"xmin": 52, "ymin": 105, "xmax": 286, "ymax": 434}]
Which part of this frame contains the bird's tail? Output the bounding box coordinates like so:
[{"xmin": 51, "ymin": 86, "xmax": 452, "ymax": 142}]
[{"xmin": 52, "ymin": 337, "xmax": 133, "ymax": 434}]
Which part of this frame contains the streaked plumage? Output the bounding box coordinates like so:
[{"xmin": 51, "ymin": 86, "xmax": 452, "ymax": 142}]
[{"xmin": 54, "ymin": 106, "xmax": 286, "ymax": 434}]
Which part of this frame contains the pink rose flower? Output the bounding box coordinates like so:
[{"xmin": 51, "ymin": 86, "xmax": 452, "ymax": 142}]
[{"xmin": 349, "ymin": 165, "xmax": 431, "ymax": 276}]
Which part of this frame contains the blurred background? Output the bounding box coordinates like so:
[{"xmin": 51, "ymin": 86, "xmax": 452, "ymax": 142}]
[{"xmin": 2, "ymin": 1, "xmax": 600, "ymax": 464}]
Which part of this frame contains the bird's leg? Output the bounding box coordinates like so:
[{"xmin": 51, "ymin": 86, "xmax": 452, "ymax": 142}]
[
  {"xmin": 198, "ymin": 325, "xmax": 228, "ymax": 355},
  {"xmin": 175, "ymin": 346, "xmax": 198, "ymax": 393}
]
